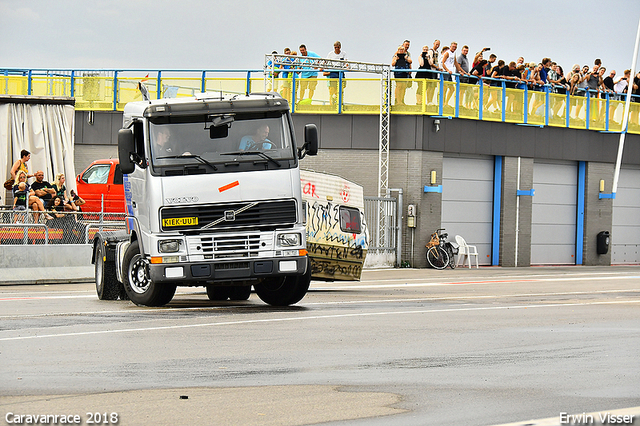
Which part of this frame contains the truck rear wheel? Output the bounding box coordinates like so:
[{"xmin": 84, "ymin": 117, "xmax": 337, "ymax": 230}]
[
  {"xmin": 123, "ymin": 241, "xmax": 176, "ymax": 307},
  {"xmin": 206, "ymin": 286, "xmax": 231, "ymax": 301},
  {"xmin": 229, "ymin": 285, "xmax": 252, "ymax": 301},
  {"xmin": 254, "ymin": 259, "xmax": 311, "ymax": 306},
  {"xmin": 95, "ymin": 244, "xmax": 119, "ymax": 301}
]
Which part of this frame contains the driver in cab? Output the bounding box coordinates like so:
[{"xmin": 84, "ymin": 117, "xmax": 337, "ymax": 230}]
[
  {"xmin": 239, "ymin": 125, "xmax": 274, "ymax": 151},
  {"xmin": 154, "ymin": 127, "xmax": 190, "ymax": 157}
]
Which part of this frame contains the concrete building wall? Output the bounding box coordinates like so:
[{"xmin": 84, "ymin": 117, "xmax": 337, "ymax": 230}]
[
  {"xmin": 73, "ymin": 111, "xmax": 640, "ymax": 267},
  {"xmin": 584, "ymin": 162, "xmax": 614, "ymax": 266}
]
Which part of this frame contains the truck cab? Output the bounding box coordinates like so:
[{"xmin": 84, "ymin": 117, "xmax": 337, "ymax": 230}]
[{"xmin": 93, "ymin": 92, "xmax": 318, "ymax": 307}]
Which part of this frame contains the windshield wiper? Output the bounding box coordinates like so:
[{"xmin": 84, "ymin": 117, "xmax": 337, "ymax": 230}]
[
  {"xmin": 220, "ymin": 151, "xmax": 281, "ymax": 168},
  {"xmin": 157, "ymin": 154, "xmax": 218, "ymax": 171}
]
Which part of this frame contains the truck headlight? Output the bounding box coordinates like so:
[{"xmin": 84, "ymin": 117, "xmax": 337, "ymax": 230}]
[
  {"xmin": 277, "ymin": 233, "xmax": 301, "ymax": 247},
  {"xmin": 158, "ymin": 239, "xmax": 181, "ymax": 253}
]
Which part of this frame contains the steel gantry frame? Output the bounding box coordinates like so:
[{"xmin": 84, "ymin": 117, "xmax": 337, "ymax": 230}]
[{"xmin": 265, "ymin": 54, "xmax": 391, "ymax": 197}]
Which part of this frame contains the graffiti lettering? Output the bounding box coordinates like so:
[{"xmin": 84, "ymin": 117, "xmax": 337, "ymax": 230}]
[
  {"xmin": 303, "ymin": 182, "xmax": 320, "ymax": 198},
  {"xmin": 311, "ymin": 259, "xmax": 363, "ymax": 278},
  {"xmin": 306, "ymin": 201, "xmax": 369, "ymax": 248},
  {"xmin": 308, "ymin": 242, "xmax": 364, "ymax": 260}
]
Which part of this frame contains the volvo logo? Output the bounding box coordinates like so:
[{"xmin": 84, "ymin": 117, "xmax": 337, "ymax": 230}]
[
  {"xmin": 165, "ymin": 196, "xmax": 199, "ymax": 204},
  {"xmin": 224, "ymin": 210, "xmax": 236, "ymax": 221}
]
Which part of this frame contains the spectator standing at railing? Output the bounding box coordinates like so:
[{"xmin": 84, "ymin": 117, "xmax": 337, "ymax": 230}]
[
  {"xmin": 427, "ymin": 40, "xmax": 441, "ymax": 75},
  {"xmin": 441, "ymin": 42, "xmax": 457, "ymax": 82},
  {"xmin": 325, "ymin": 41, "xmax": 348, "ymax": 106},
  {"xmin": 568, "ymin": 65, "xmax": 584, "ymax": 119},
  {"xmin": 279, "ymin": 48, "xmax": 296, "ymax": 102},
  {"xmin": 441, "ymin": 42, "xmax": 459, "ymax": 107},
  {"xmin": 547, "ymin": 62, "xmax": 559, "ymax": 91},
  {"xmin": 392, "ymin": 45, "xmax": 412, "ymax": 105},
  {"xmin": 631, "ymin": 72, "xmax": 640, "ymax": 125},
  {"xmin": 456, "ymin": 45, "xmax": 473, "ymax": 108},
  {"xmin": 586, "ymin": 64, "xmax": 603, "ymax": 96},
  {"xmin": 614, "ymin": 69, "xmax": 630, "ymax": 101},
  {"xmin": 604, "ymin": 70, "xmax": 616, "ymax": 93},
  {"xmin": 416, "ymin": 45, "xmax": 432, "ymax": 105},
  {"xmin": 402, "ymin": 40, "xmax": 412, "ymax": 62},
  {"xmin": 484, "ymin": 54, "xmax": 497, "ymax": 80},
  {"xmin": 503, "ymin": 61, "xmax": 523, "ymax": 114},
  {"xmin": 9, "ymin": 149, "xmax": 34, "ymax": 180},
  {"xmin": 297, "ymin": 44, "xmax": 321, "ymax": 101}
]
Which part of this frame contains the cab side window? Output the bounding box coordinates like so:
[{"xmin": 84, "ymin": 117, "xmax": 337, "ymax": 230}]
[
  {"xmin": 82, "ymin": 164, "xmax": 110, "ymax": 184},
  {"xmin": 339, "ymin": 206, "xmax": 361, "ymax": 234}
]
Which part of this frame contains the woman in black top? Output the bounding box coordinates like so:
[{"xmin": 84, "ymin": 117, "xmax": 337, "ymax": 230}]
[{"xmin": 392, "ymin": 45, "xmax": 412, "ymax": 105}]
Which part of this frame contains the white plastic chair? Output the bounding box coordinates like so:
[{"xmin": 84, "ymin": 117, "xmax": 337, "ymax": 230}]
[{"xmin": 455, "ymin": 235, "xmax": 479, "ymax": 268}]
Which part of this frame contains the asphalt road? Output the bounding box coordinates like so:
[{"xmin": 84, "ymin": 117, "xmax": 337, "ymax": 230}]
[{"xmin": 1, "ymin": 266, "xmax": 639, "ymax": 426}]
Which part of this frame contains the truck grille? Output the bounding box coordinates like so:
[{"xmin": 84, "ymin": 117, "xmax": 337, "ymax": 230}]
[
  {"xmin": 195, "ymin": 234, "xmax": 261, "ymax": 259},
  {"xmin": 161, "ymin": 200, "xmax": 296, "ymax": 231}
]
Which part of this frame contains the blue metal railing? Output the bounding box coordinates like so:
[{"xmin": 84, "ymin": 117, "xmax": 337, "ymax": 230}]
[{"xmin": 1, "ymin": 67, "xmax": 638, "ymax": 134}]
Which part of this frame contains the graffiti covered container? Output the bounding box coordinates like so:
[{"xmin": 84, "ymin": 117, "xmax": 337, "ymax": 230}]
[{"xmin": 301, "ymin": 170, "xmax": 368, "ymax": 281}]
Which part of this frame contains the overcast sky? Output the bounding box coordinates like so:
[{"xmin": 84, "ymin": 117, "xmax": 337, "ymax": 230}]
[{"xmin": 2, "ymin": 0, "xmax": 640, "ymax": 77}]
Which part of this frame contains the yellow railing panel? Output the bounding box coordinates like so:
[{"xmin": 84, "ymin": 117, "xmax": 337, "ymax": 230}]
[
  {"xmin": 503, "ymin": 88, "xmax": 524, "ymax": 123},
  {"xmin": 74, "ymin": 77, "xmax": 114, "ymax": 111},
  {"xmin": 160, "ymin": 77, "xmax": 203, "ymax": 98},
  {"xmin": 30, "ymin": 77, "xmax": 71, "ymax": 97},
  {"xmin": 483, "ymin": 86, "xmax": 503, "ymax": 122},
  {"xmin": 1, "ymin": 76, "xmax": 29, "ymax": 95},
  {"xmin": 527, "ymin": 90, "xmax": 546, "ymax": 126},
  {"xmin": 341, "ymin": 78, "xmax": 380, "ymax": 114},
  {"xmin": 588, "ymin": 97, "xmax": 607, "ymax": 131},
  {"xmin": 628, "ymin": 103, "xmax": 640, "ymax": 134},
  {"xmin": 458, "ymin": 83, "xmax": 480, "ymax": 120},
  {"xmin": 204, "ymin": 77, "xmax": 246, "ymax": 96},
  {"xmin": 568, "ymin": 96, "xmax": 587, "ymax": 130},
  {"xmin": 548, "ymin": 93, "xmax": 566, "ymax": 127}
]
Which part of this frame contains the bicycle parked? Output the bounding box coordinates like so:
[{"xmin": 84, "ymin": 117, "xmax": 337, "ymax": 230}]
[{"xmin": 425, "ymin": 229, "xmax": 458, "ymax": 269}]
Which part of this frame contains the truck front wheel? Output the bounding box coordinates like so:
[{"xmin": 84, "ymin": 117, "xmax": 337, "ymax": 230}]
[
  {"xmin": 254, "ymin": 259, "xmax": 311, "ymax": 306},
  {"xmin": 123, "ymin": 241, "xmax": 176, "ymax": 307}
]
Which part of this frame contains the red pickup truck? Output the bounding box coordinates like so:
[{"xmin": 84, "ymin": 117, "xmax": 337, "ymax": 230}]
[{"xmin": 75, "ymin": 159, "xmax": 125, "ymax": 213}]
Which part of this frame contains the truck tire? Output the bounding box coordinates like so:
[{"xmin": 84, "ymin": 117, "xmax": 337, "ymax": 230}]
[
  {"xmin": 229, "ymin": 285, "xmax": 252, "ymax": 301},
  {"xmin": 254, "ymin": 259, "xmax": 311, "ymax": 306},
  {"xmin": 95, "ymin": 245, "xmax": 119, "ymax": 301},
  {"xmin": 206, "ymin": 286, "xmax": 231, "ymax": 301},
  {"xmin": 123, "ymin": 240, "xmax": 176, "ymax": 307}
]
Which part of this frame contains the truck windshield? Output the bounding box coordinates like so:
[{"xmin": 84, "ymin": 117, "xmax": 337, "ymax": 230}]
[{"xmin": 149, "ymin": 113, "xmax": 296, "ymax": 174}]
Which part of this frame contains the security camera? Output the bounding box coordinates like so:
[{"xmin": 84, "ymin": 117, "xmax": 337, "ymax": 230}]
[{"xmin": 433, "ymin": 119, "xmax": 440, "ymax": 132}]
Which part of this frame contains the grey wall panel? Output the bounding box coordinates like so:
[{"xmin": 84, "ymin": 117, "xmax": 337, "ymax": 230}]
[
  {"xmin": 531, "ymin": 162, "xmax": 577, "ymax": 264},
  {"xmin": 442, "ymin": 157, "xmax": 494, "ymax": 265},
  {"xmin": 612, "ymin": 168, "xmax": 640, "ymax": 264}
]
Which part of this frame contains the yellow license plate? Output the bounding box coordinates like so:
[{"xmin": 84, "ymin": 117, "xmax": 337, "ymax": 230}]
[{"xmin": 163, "ymin": 217, "xmax": 199, "ymax": 227}]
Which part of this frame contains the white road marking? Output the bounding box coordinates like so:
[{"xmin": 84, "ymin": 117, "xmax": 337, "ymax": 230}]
[
  {"xmin": 0, "ymin": 288, "xmax": 638, "ymax": 320},
  {"xmin": 1, "ymin": 299, "xmax": 638, "ymax": 342}
]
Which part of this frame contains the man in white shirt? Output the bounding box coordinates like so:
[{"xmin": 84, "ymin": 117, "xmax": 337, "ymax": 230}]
[{"xmin": 324, "ymin": 41, "xmax": 348, "ymax": 105}]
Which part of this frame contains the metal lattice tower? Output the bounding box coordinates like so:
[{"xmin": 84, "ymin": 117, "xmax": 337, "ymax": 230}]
[{"xmin": 265, "ymin": 54, "xmax": 391, "ymax": 197}]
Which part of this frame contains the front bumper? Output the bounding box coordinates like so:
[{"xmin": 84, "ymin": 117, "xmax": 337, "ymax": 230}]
[{"xmin": 148, "ymin": 255, "xmax": 308, "ymax": 284}]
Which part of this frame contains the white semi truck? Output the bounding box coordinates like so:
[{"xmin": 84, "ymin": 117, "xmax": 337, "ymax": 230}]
[{"xmin": 92, "ymin": 92, "xmax": 318, "ymax": 307}]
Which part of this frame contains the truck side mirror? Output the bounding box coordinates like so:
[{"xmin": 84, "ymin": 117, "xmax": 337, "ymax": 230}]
[
  {"xmin": 299, "ymin": 124, "xmax": 318, "ymax": 159},
  {"xmin": 118, "ymin": 128, "xmax": 136, "ymax": 174}
]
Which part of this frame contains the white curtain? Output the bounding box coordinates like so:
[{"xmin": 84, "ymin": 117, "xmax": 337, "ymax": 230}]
[{"xmin": 1, "ymin": 102, "xmax": 76, "ymax": 194}]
